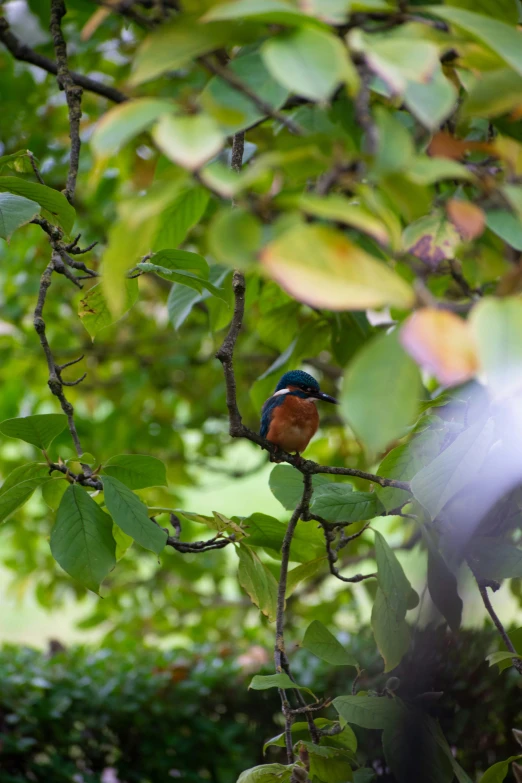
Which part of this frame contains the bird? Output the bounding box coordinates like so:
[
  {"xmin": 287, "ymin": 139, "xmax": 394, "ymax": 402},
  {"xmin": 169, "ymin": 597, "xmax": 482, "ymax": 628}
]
[{"xmin": 260, "ymin": 370, "xmax": 338, "ymax": 460}]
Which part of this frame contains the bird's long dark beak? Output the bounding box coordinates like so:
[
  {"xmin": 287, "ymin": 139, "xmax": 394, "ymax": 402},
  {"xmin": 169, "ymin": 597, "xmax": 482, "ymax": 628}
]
[{"xmin": 313, "ymin": 391, "xmax": 338, "ymax": 404}]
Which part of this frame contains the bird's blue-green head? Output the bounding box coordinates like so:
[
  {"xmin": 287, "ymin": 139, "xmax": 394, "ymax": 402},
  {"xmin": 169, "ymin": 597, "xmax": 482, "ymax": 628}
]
[{"xmin": 274, "ymin": 370, "xmax": 337, "ymax": 404}]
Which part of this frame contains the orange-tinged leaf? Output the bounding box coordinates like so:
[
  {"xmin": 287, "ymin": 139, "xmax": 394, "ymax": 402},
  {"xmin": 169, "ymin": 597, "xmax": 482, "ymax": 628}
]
[
  {"xmin": 261, "ymin": 224, "xmax": 414, "ymax": 311},
  {"xmin": 446, "ymin": 200, "xmax": 486, "ymax": 240},
  {"xmin": 400, "ymin": 308, "xmax": 478, "ymax": 386},
  {"xmin": 428, "ymin": 131, "xmax": 494, "ymax": 161}
]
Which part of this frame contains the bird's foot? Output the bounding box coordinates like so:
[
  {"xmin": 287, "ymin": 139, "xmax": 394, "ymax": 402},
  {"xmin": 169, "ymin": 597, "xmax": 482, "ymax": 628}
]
[{"xmin": 269, "ymin": 446, "xmax": 285, "ymax": 464}]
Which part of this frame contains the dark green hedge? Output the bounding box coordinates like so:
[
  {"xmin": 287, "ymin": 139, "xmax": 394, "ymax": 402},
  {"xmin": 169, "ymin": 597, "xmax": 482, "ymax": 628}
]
[{"xmin": 0, "ymin": 628, "xmax": 520, "ymax": 783}]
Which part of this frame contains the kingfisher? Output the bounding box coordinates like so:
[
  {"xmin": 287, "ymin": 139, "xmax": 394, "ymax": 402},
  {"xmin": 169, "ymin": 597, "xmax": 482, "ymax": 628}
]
[{"xmin": 260, "ymin": 370, "xmax": 338, "ymax": 459}]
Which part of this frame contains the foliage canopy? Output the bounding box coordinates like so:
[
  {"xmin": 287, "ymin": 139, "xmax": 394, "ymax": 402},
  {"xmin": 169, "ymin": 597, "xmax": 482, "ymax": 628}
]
[{"xmin": 2, "ymin": 0, "xmax": 522, "ymax": 781}]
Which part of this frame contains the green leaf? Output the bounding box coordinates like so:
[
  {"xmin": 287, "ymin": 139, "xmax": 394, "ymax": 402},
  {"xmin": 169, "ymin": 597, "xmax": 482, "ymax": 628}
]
[
  {"xmin": 102, "ymin": 455, "xmax": 167, "ymax": 490},
  {"xmin": 470, "ymin": 297, "xmax": 522, "ymax": 397},
  {"xmin": 102, "ymin": 475, "xmax": 167, "ymax": 554},
  {"xmin": 153, "ymin": 187, "xmax": 209, "ymax": 251},
  {"xmin": 403, "ymin": 212, "xmax": 461, "ymax": 268},
  {"xmin": 0, "ymin": 463, "xmax": 51, "ymax": 524},
  {"xmin": 291, "ymin": 524, "xmax": 330, "ymax": 564},
  {"xmin": 41, "ymin": 478, "xmax": 68, "ymax": 511},
  {"xmin": 50, "ymin": 484, "xmax": 116, "ymax": 594},
  {"xmin": 311, "ymin": 484, "xmax": 384, "ymax": 523},
  {"xmin": 296, "ymin": 193, "xmax": 390, "ymax": 246},
  {"xmin": 236, "ymin": 764, "xmax": 294, "ymax": 783},
  {"xmin": 426, "ymin": 6, "xmax": 522, "ymax": 78},
  {"xmin": 140, "ymin": 259, "xmax": 227, "ymax": 301},
  {"xmin": 0, "ymin": 192, "xmax": 40, "ymax": 241},
  {"xmin": 333, "ymin": 695, "xmax": 405, "ymax": 729},
  {"xmin": 91, "ymin": 98, "xmax": 174, "ymax": 157},
  {"xmin": 208, "ymin": 207, "xmax": 262, "ymax": 268},
  {"xmin": 173, "ymin": 270, "xmax": 227, "ymax": 300},
  {"xmin": 0, "ymin": 176, "xmax": 75, "ymax": 234},
  {"xmin": 304, "ymin": 741, "xmax": 354, "ymax": 782},
  {"xmin": 486, "ymin": 651, "xmax": 522, "ymax": 668},
  {"xmin": 129, "ymin": 18, "xmax": 233, "ymax": 85},
  {"xmin": 262, "ymin": 26, "xmax": 356, "ymax": 102},
  {"xmin": 350, "ymin": 28, "xmax": 439, "ymax": 93},
  {"xmin": 372, "ymin": 530, "xmax": 417, "ymax": 670},
  {"xmin": 478, "ymin": 755, "xmax": 522, "ymax": 783},
  {"xmin": 167, "ymin": 282, "xmax": 203, "ymax": 330},
  {"xmin": 147, "ymin": 249, "xmax": 209, "ymax": 277},
  {"xmin": 0, "ymin": 150, "xmax": 34, "ymax": 170},
  {"xmin": 100, "ymin": 182, "xmax": 181, "ymax": 316},
  {"xmin": 407, "ymin": 157, "xmax": 473, "ymax": 186},
  {"xmin": 376, "ymin": 426, "xmax": 445, "ymax": 512},
  {"xmin": 78, "ymin": 278, "xmax": 139, "ymax": 339},
  {"xmin": 243, "ymin": 513, "xmax": 285, "ymax": 552},
  {"xmin": 427, "ymin": 546, "xmax": 463, "ymax": 632},
  {"xmin": 152, "ymin": 113, "xmax": 224, "ymax": 171},
  {"xmin": 404, "ymin": 65, "xmax": 458, "ymax": 130},
  {"xmin": 269, "ymin": 465, "xmax": 329, "ymax": 511},
  {"xmin": 463, "ymin": 69, "xmax": 522, "ymax": 118},
  {"xmin": 341, "ymin": 330, "xmax": 422, "ymax": 456},
  {"xmin": 113, "ymin": 523, "xmax": 134, "ymax": 561},
  {"xmin": 203, "ymin": 0, "xmax": 320, "ymax": 26},
  {"xmin": 249, "ymin": 673, "xmax": 315, "ymax": 697},
  {"xmin": 181, "ymin": 509, "xmax": 245, "ymax": 538},
  {"xmin": 444, "ymin": 0, "xmax": 518, "ymax": 24},
  {"xmin": 302, "ymin": 620, "xmax": 356, "ymax": 666},
  {"xmin": 372, "ymin": 587, "xmax": 411, "ymax": 672},
  {"xmin": 264, "ymin": 719, "xmax": 356, "ymax": 754},
  {"xmin": 374, "ymin": 530, "xmax": 417, "ymax": 617},
  {"xmin": 411, "ymin": 419, "xmax": 495, "ymax": 519},
  {"xmin": 382, "ymin": 710, "xmax": 454, "ymax": 783},
  {"xmin": 201, "ymin": 51, "xmax": 289, "ymax": 133},
  {"xmin": 353, "ymin": 771, "xmax": 377, "ymax": 783},
  {"xmin": 468, "ymin": 537, "xmax": 522, "ymax": 580},
  {"xmin": 286, "ymin": 557, "xmax": 327, "ymax": 597},
  {"xmin": 237, "ymin": 544, "xmax": 278, "ymax": 622},
  {"xmin": 504, "ymin": 185, "xmax": 522, "ymax": 222},
  {"xmin": 166, "ymin": 266, "xmax": 232, "ymax": 329},
  {"xmin": 261, "ymin": 224, "xmax": 414, "ymax": 312},
  {"xmin": 0, "ymin": 414, "xmax": 67, "ymax": 450},
  {"xmin": 0, "ymin": 462, "xmax": 51, "ymax": 495},
  {"xmin": 374, "ymin": 108, "xmax": 415, "ymax": 176},
  {"xmin": 485, "ymin": 210, "xmax": 522, "ymax": 251}
]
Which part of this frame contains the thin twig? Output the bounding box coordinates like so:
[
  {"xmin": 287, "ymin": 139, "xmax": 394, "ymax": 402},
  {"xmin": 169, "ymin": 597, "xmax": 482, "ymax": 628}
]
[
  {"xmin": 354, "ymin": 62, "xmax": 378, "ymax": 157},
  {"xmin": 166, "ymin": 535, "xmax": 234, "ymax": 553},
  {"xmin": 34, "ymin": 257, "xmax": 85, "ymax": 456},
  {"xmin": 321, "ymin": 522, "xmax": 376, "ymax": 583},
  {"xmin": 0, "ymin": 16, "xmax": 127, "ymax": 103},
  {"xmin": 275, "ymin": 474, "xmax": 320, "ymax": 748},
  {"xmin": 50, "ymin": 0, "xmax": 83, "ymax": 203},
  {"xmin": 474, "ymin": 574, "xmax": 522, "ymax": 675},
  {"xmin": 200, "ymin": 57, "xmax": 303, "ymax": 136},
  {"xmin": 27, "ymin": 151, "xmax": 45, "ymax": 185}
]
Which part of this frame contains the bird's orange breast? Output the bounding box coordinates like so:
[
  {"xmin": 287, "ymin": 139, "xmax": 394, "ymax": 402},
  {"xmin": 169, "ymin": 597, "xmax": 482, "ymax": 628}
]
[{"xmin": 266, "ymin": 395, "xmax": 319, "ymax": 454}]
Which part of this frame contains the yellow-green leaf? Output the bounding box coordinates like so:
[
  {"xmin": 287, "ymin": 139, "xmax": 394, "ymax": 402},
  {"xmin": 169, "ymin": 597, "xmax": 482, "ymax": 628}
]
[{"xmin": 261, "ymin": 224, "xmax": 414, "ymax": 311}]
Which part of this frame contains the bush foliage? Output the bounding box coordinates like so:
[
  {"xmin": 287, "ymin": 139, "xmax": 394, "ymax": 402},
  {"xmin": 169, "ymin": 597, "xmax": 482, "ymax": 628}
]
[{"xmin": 0, "ymin": 629, "xmax": 520, "ymax": 783}]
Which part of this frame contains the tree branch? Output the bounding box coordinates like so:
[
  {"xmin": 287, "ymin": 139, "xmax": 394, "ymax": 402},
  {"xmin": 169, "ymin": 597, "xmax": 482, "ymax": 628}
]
[
  {"xmin": 34, "ymin": 257, "xmax": 85, "ymax": 456},
  {"xmin": 0, "ymin": 16, "xmax": 127, "ymax": 104},
  {"xmin": 354, "ymin": 61, "xmax": 378, "ymax": 157},
  {"xmin": 200, "ymin": 56, "xmax": 303, "ymax": 136},
  {"xmin": 50, "ymin": 0, "xmax": 83, "ymax": 203}
]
